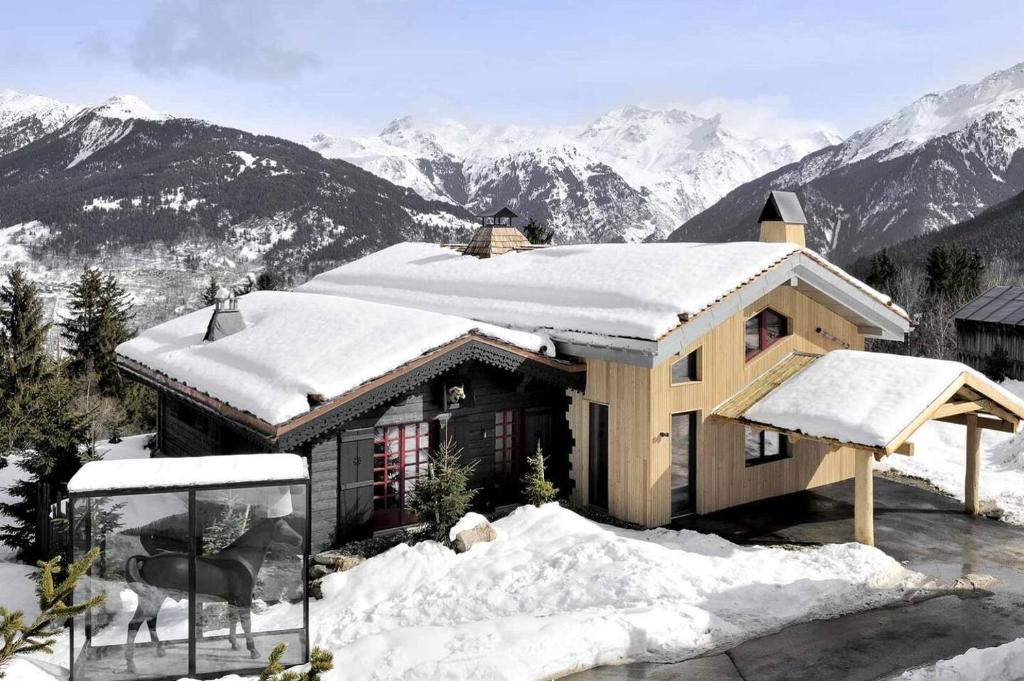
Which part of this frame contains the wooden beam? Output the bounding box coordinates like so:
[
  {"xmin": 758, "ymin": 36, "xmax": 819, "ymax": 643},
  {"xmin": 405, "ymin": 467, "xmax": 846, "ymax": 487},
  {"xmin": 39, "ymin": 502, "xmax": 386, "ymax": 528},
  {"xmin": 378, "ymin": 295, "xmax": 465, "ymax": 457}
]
[
  {"xmin": 964, "ymin": 373, "xmax": 1024, "ymax": 420},
  {"xmin": 965, "ymin": 413, "xmax": 981, "ymax": 515},
  {"xmin": 932, "ymin": 400, "xmax": 984, "ymax": 419},
  {"xmin": 894, "ymin": 441, "xmax": 914, "ymax": 456},
  {"xmin": 855, "ymin": 450, "xmax": 875, "ymax": 546},
  {"xmin": 935, "ymin": 413, "xmax": 1018, "ymax": 432},
  {"xmin": 885, "ymin": 375, "xmax": 966, "ymax": 454}
]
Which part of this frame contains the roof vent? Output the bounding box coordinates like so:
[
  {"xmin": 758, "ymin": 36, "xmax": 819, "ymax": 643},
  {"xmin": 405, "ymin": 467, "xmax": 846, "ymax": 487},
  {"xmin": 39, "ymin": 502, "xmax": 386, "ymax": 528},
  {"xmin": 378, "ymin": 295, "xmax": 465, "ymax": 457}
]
[
  {"xmin": 463, "ymin": 207, "xmax": 530, "ymax": 258},
  {"xmin": 758, "ymin": 190, "xmax": 807, "ymax": 248},
  {"xmin": 204, "ymin": 288, "xmax": 245, "ymax": 342}
]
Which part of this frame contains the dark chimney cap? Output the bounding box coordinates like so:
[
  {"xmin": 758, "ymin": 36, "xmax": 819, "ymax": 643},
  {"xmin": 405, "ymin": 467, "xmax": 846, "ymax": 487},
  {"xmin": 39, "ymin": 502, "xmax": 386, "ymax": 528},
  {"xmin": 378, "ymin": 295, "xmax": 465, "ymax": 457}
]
[{"xmin": 758, "ymin": 190, "xmax": 807, "ymax": 225}]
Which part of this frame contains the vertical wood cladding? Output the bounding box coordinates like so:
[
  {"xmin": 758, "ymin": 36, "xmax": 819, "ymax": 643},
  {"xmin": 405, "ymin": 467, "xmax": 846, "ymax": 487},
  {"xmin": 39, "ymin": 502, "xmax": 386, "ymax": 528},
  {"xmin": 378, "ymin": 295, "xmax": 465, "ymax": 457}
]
[{"xmin": 956, "ymin": 319, "xmax": 1024, "ymax": 380}]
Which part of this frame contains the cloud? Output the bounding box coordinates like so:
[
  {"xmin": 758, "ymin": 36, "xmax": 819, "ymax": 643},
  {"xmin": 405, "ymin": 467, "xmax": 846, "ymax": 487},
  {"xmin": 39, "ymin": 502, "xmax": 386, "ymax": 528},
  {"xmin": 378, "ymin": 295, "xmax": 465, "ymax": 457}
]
[
  {"xmin": 77, "ymin": 33, "xmax": 115, "ymax": 61},
  {"xmin": 680, "ymin": 96, "xmax": 843, "ymax": 142},
  {"xmin": 129, "ymin": 0, "xmax": 322, "ymax": 81}
]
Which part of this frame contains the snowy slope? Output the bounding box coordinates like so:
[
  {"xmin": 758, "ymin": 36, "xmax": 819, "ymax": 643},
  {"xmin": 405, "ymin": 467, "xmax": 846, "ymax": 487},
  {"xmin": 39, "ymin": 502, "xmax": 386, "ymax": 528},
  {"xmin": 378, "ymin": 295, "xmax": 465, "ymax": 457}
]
[
  {"xmin": 310, "ymin": 107, "xmax": 839, "ymax": 243},
  {"xmin": 0, "ymin": 89, "xmax": 81, "ymax": 155},
  {"xmin": 673, "ymin": 61, "xmax": 1024, "ymax": 263}
]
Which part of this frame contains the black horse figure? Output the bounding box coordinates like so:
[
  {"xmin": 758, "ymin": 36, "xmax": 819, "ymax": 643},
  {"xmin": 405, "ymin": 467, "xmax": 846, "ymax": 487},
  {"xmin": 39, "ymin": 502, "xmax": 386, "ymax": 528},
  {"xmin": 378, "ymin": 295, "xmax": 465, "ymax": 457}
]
[{"xmin": 123, "ymin": 516, "xmax": 302, "ymax": 673}]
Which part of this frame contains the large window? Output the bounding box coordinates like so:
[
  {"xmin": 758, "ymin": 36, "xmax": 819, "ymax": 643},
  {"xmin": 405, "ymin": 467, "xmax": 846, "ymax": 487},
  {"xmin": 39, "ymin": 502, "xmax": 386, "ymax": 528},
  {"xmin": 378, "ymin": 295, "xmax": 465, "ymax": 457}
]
[
  {"xmin": 744, "ymin": 427, "xmax": 790, "ymax": 465},
  {"xmin": 671, "ymin": 412, "xmax": 697, "ymax": 517},
  {"xmin": 373, "ymin": 422, "xmax": 431, "ymax": 525},
  {"xmin": 671, "ymin": 349, "xmax": 699, "ymax": 384},
  {"xmin": 588, "ymin": 403, "xmax": 609, "ymax": 509},
  {"xmin": 745, "ymin": 308, "xmax": 789, "ymax": 360}
]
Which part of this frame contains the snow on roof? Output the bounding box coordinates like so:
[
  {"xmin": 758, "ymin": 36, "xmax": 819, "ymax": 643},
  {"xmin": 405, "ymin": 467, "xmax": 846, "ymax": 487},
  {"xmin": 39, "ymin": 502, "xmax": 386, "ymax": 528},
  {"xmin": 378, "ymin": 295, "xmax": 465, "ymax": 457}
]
[
  {"xmin": 298, "ymin": 241, "xmax": 805, "ymax": 340},
  {"xmin": 69, "ymin": 453, "xmax": 307, "ymax": 493},
  {"xmin": 740, "ymin": 350, "xmax": 1024, "ymax": 449},
  {"xmin": 117, "ymin": 291, "xmax": 552, "ymax": 426}
]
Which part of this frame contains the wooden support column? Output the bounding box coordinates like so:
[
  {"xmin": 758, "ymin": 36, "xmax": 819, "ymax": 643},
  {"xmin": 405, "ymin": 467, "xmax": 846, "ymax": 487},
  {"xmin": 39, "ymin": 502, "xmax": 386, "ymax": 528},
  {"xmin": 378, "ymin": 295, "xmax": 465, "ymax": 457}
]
[
  {"xmin": 854, "ymin": 450, "xmax": 874, "ymax": 546},
  {"xmin": 965, "ymin": 413, "xmax": 981, "ymax": 515}
]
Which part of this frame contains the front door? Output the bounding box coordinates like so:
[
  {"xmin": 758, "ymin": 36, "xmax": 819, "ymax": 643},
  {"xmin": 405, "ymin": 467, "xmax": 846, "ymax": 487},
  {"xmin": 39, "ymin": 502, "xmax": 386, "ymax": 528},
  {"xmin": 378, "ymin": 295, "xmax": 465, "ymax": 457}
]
[
  {"xmin": 671, "ymin": 411, "xmax": 697, "ymax": 517},
  {"xmin": 372, "ymin": 422, "xmax": 431, "ymax": 528}
]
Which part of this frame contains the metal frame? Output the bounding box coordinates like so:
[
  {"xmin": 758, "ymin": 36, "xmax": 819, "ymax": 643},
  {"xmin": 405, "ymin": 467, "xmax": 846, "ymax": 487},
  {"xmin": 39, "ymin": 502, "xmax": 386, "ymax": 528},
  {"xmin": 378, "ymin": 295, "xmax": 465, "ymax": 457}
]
[{"xmin": 69, "ymin": 476, "xmax": 311, "ymax": 681}]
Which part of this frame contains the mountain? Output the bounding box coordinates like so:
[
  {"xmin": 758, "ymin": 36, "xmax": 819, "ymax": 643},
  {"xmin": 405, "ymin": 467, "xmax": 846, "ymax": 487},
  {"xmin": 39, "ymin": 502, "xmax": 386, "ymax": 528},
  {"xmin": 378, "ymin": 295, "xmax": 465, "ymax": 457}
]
[
  {"xmin": 0, "ymin": 95, "xmax": 476, "ymax": 273},
  {"xmin": 0, "ymin": 89, "xmax": 81, "ymax": 156},
  {"xmin": 309, "ymin": 107, "xmax": 839, "ymax": 243},
  {"xmin": 670, "ymin": 62, "xmax": 1024, "ymax": 264}
]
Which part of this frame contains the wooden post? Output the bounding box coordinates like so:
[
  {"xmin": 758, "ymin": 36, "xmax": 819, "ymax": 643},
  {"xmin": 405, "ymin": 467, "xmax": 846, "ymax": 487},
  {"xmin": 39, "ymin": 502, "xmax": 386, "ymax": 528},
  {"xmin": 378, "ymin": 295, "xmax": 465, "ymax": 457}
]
[
  {"xmin": 965, "ymin": 413, "xmax": 981, "ymax": 515},
  {"xmin": 854, "ymin": 450, "xmax": 874, "ymax": 546}
]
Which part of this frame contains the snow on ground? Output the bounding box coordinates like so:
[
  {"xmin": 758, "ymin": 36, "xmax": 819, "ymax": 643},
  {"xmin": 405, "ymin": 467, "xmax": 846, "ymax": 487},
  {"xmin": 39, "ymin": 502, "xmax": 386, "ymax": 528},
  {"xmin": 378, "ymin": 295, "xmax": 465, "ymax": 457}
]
[
  {"xmin": 307, "ymin": 504, "xmax": 922, "ymax": 680},
  {"xmin": 894, "ymin": 638, "xmax": 1024, "ymax": 680},
  {"xmin": 879, "ymin": 380, "xmax": 1024, "ymax": 525}
]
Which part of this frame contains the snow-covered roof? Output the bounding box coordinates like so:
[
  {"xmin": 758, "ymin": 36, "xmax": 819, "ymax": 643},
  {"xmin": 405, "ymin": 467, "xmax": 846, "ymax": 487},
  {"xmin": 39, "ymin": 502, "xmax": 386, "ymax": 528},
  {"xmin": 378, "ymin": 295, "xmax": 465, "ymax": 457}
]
[
  {"xmin": 299, "ymin": 241, "xmax": 807, "ymax": 340},
  {"xmin": 69, "ymin": 453, "xmax": 307, "ymax": 493},
  {"xmin": 724, "ymin": 350, "xmax": 1024, "ymax": 451},
  {"xmin": 116, "ymin": 291, "xmax": 553, "ymax": 426}
]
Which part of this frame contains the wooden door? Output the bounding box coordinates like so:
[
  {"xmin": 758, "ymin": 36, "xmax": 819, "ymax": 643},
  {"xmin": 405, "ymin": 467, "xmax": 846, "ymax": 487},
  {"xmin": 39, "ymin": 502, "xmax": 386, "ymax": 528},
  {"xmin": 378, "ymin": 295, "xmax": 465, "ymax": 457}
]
[{"xmin": 338, "ymin": 428, "xmax": 375, "ymax": 539}]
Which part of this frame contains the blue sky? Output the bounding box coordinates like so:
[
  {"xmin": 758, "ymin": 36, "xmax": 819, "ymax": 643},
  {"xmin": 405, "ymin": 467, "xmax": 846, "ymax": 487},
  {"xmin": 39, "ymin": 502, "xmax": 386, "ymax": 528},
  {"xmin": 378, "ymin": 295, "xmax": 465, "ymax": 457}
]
[{"xmin": 4, "ymin": 0, "xmax": 1024, "ymax": 140}]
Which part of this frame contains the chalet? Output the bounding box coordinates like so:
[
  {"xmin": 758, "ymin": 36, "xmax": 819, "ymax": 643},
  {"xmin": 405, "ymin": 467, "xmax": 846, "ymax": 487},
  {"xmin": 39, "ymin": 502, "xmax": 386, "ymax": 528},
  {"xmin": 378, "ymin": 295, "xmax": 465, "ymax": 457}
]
[
  {"xmin": 954, "ymin": 285, "xmax": 1024, "ymax": 380},
  {"xmin": 116, "ymin": 193, "xmax": 1024, "ymax": 550}
]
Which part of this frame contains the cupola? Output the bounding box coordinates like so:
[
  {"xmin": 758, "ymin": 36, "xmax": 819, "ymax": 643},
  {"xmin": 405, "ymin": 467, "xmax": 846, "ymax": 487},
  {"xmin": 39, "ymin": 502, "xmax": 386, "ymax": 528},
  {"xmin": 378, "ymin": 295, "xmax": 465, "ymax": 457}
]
[
  {"xmin": 758, "ymin": 190, "xmax": 807, "ymax": 248},
  {"xmin": 462, "ymin": 207, "xmax": 531, "ymax": 258}
]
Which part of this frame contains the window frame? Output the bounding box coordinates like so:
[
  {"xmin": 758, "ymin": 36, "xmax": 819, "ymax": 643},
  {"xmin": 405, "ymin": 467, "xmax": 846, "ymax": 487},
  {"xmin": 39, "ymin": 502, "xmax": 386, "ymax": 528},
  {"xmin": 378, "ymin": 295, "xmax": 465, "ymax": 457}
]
[
  {"xmin": 744, "ymin": 307, "xmax": 790, "ymax": 361},
  {"xmin": 670, "ymin": 348, "xmax": 701, "ymax": 385},
  {"xmin": 744, "ymin": 427, "xmax": 791, "ymax": 466},
  {"xmin": 494, "ymin": 408, "xmax": 522, "ymax": 483}
]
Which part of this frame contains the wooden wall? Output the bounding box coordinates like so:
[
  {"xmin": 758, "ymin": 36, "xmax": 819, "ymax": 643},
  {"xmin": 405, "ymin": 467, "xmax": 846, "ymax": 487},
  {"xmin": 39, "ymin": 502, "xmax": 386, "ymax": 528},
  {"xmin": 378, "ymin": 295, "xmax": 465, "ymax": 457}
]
[
  {"xmin": 569, "ymin": 283, "xmax": 865, "ymax": 527},
  {"xmin": 956, "ymin": 320, "xmax": 1024, "ymax": 381}
]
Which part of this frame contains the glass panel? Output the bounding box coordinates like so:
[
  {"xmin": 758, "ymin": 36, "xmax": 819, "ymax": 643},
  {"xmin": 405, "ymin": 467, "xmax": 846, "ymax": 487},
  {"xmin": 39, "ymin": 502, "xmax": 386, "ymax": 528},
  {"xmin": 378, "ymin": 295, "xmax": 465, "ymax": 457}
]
[
  {"xmin": 671, "ymin": 412, "xmax": 696, "ymax": 516},
  {"xmin": 72, "ymin": 491, "xmax": 190, "ymax": 681},
  {"xmin": 744, "ymin": 427, "xmax": 762, "ymax": 461},
  {"xmin": 588, "ymin": 403, "xmax": 609, "ymax": 509},
  {"xmin": 763, "ymin": 309, "xmax": 786, "ymax": 346},
  {"xmin": 671, "ymin": 351, "xmax": 697, "ymax": 383},
  {"xmin": 194, "ymin": 485, "xmax": 307, "ymax": 676},
  {"xmin": 744, "ymin": 316, "xmax": 761, "ymax": 358},
  {"xmin": 763, "ymin": 431, "xmax": 780, "ymax": 458}
]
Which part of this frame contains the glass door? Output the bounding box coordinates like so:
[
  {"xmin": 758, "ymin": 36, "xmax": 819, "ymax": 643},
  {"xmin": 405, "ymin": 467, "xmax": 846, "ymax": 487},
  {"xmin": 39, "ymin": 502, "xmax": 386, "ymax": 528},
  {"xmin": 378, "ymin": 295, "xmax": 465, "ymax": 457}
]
[{"xmin": 671, "ymin": 412, "xmax": 697, "ymax": 517}]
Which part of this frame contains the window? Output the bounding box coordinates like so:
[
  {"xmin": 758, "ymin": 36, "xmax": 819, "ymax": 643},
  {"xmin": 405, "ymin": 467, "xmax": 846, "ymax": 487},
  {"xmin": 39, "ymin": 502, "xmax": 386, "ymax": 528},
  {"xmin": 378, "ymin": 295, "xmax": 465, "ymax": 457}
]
[
  {"xmin": 373, "ymin": 422, "xmax": 431, "ymax": 521},
  {"xmin": 671, "ymin": 349, "xmax": 699, "ymax": 384},
  {"xmin": 494, "ymin": 409, "xmax": 520, "ymax": 481},
  {"xmin": 745, "ymin": 308, "xmax": 789, "ymax": 360},
  {"xmin": 744, "ymin": 427, "xmax": 790, "ymax": 465},
  {"xmin": 671, "ymin": 412, "xmax": 697, "ymax": 517},
  {"xmin": 588, "ymin": 403, "xmax": 609, "ymax": 509}
]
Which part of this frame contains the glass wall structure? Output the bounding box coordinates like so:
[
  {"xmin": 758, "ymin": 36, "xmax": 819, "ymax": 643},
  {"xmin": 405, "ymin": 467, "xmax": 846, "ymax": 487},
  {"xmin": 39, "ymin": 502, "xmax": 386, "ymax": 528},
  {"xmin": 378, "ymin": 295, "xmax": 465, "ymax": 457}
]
[{"xmin": 68, "ymin": 455, "xmax": 309, "ymax": 681}]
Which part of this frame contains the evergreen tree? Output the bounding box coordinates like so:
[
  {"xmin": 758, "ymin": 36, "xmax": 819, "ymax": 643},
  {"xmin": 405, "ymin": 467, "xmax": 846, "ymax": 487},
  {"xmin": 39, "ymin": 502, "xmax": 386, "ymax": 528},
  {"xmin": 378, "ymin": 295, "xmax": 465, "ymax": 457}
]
[
  {"xmin": 522, "ymin": 442, "xmax": 557, "ymax": 506},
  {"xmin": 925, "ymin": 243, "xmax": 986, "ymax": 300},
  {"xmin": 0, "ymin": 548, "xmax": 105, "ymax": 678},
  {"xmin": 866, "ymin": 249, "xmax": 900, "ymax": 298},
  {"xmin": 983, "ymin": 344, "xmax": 1013, "ymax": 383},
  {"xmin": 258, "ymin": 642, "xmax": 333, "ymax": 681},
  {"xmin": 522, "ymin": 217, "xmax": 553, "ymax": 245},
  {"xmin": 408, "ymin": 438, "xmax": 476, "ymax": 544},
  {"xmin": 201, "ymin": 277, "xmax": 220, "ymax": 306},
  {"xmin": 255, "ymin": 270, "xmax": 285, "ymax": 291},
  {"xmin": 61, "ymin": 268, "xmax": 134, "ymax": 398},
  {"xmin": 0, "ymin": 366, "xmax": 94, "ymax": 560},
  {"xmin": 0, "ymin": 267, "xmax": 50, "ymax": 459}
]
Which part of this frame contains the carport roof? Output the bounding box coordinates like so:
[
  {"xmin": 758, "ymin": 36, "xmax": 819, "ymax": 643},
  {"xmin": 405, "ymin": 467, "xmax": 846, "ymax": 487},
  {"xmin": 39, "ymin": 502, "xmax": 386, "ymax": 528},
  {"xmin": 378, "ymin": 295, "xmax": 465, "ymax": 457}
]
[{"xmin": 714, "ymin": 350, "xmax": 1024, "ymax": 455}]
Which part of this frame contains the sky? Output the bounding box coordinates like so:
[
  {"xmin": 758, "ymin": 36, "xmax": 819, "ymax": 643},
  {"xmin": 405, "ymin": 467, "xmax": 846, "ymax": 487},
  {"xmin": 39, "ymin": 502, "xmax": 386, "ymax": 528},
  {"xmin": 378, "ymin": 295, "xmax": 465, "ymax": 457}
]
[{"xmin": 3, "ymin": 0, "xmax": 1024, "ymax": 141}]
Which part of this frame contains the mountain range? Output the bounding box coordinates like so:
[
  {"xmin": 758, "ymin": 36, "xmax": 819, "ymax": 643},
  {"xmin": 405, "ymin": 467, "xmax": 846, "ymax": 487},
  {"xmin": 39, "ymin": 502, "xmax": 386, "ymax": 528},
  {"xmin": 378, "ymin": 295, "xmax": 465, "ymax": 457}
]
[
  {"xmin": 309, "ymin": 108, "xmax": 838, "ymax": 242},
  {"xmin": 671, "ymin": 62, "xmax": 1024, "ymax": 264}
]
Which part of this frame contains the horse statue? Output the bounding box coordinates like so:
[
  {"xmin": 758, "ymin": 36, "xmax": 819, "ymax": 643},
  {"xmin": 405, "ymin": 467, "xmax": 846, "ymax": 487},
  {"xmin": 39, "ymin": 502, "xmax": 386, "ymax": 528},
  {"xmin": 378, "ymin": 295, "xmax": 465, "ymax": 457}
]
[{"xmin": 123, "ymin": 516, "xmax": 302, "ymax": 674}]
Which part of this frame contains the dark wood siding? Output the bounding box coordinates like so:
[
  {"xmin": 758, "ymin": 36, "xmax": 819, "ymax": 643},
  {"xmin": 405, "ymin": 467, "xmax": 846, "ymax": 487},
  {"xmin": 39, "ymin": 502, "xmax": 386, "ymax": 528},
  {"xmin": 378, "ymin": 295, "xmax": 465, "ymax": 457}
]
[
  {"xmin": 158, "ymin": 394, "xmax": 270, "ymax": 458},
  {"xmin": 956, "ymin": 319, "xmax": 1024, "ymax": 380}
]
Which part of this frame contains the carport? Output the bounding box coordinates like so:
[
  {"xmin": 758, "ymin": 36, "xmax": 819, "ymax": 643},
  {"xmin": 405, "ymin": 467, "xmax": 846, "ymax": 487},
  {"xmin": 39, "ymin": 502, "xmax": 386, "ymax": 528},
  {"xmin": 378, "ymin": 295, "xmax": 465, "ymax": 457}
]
[{"xmin": 714, "ymin": 350, "xmax": 1024, "ymax": 545}]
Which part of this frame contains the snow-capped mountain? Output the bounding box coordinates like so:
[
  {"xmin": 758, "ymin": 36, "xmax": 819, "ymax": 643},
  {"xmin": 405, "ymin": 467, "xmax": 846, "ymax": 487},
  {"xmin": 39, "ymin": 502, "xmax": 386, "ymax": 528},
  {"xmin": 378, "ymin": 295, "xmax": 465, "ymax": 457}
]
[
  {"xmin": 672, "ymin": 62, "xmax": 1024, "ymax": 263},
  {"xmin": 0, "ymin": 89, "xmax": 82, "ymax": 155},
  {"xmin": 309, "ymin": 107, "xmax": 839, "ymax": 242}
]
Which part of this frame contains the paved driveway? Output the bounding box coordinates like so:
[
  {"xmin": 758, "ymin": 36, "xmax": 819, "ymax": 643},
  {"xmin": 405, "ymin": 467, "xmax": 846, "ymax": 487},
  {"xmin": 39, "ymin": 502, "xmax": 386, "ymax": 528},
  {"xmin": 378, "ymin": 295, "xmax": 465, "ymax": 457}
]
[{"xmin": 565, "ymin": 476, "xmax": 1024, "ymax": 681}]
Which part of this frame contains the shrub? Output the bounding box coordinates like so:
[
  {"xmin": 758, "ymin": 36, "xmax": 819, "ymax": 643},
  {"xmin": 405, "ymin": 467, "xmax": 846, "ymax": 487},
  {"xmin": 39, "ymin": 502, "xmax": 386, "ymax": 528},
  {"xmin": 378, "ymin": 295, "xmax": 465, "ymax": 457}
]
[
  {"xmin": 522, "ymin": 442, "xmax": 557, "ymax": 506},
  {"xmin": 408, "ymin": 437, "xmax": 476, "ymax": 544},
  {"xmin": 259, "ymin": 642, "xmax": 334, "ymax": 681}
]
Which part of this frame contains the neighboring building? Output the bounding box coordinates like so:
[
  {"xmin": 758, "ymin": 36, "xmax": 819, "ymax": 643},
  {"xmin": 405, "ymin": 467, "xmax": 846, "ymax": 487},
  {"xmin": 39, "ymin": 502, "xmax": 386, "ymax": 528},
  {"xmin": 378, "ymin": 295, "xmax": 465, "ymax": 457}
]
[
  {"xmin": 954, "ymin": 285, "xmax": 1024, "ymax": 381},
  {"xmin": 117, "ymin": 192, "xmax": 1024, "ymax": 549}
]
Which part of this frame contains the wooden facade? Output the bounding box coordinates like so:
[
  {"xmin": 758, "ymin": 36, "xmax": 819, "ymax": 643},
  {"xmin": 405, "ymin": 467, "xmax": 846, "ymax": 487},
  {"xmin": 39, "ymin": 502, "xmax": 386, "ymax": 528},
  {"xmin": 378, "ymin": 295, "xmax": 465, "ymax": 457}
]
[
  {"xmin": 956, "ymin": 319, "xmax": 1024, "ymax": 381},
  {"xmin": 568, "ymin": 282, "xmax": 865, "ymax": 527}
]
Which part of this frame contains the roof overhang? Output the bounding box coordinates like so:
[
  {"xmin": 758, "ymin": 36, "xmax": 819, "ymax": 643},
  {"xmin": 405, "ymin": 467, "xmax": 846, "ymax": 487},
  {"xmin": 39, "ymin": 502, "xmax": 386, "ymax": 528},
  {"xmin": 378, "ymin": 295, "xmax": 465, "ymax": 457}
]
[
  {"xmin": 712, "ymin": 352, "xmax": 1024, "ymax": 457},
  {"xmin": 553, "ymin": 252, "xmax": 910, "ymax": 368},
  {"xmin": 119, "ymin": 332, "xmax": 585, "ymax": 451}
]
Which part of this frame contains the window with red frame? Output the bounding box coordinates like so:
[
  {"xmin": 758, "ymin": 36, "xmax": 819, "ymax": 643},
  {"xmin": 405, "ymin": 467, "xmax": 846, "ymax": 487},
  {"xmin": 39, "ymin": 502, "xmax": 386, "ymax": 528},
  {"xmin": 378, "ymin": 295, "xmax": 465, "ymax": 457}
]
[
  {"xmin": 373, "ymin": 422, "xmax": 430, "ymax": 524},
  {"xmin": 494, "ymin": 409, "xmax": 520, "ymax": 482},
  {"xmin": 744, "ymin": 308, "xmax": 789, "ymax": 360}
]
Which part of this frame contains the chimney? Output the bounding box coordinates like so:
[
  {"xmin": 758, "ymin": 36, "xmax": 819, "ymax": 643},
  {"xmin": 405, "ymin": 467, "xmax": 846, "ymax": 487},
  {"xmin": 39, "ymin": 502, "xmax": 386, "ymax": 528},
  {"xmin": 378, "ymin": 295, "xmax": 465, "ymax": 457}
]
[
  {"xmin": 204, "ymin": 288, "xmax": 245, "ymax": 341},
  {"xmin": 463, "ymin": 207, "xmax": 530, "ymax": 258},
  {"xmin": 758, "ymin": 190, "xmax": 806, "ymax": 248}
]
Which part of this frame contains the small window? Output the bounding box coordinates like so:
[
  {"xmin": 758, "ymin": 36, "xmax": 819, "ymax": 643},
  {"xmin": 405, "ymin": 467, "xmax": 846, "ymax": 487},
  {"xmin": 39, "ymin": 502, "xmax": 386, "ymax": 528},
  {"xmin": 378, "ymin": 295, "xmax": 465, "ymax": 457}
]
[
  {"xmin": 744, "ymin": 427, "xmax": 790, "ymax": 465},
  {"xmin": 671, "ymin": 349, "xmax": 699, "ymax": 384},
  {"xmin": 745, "ymin": 308, "xmax": 789, "ymax": 360}
]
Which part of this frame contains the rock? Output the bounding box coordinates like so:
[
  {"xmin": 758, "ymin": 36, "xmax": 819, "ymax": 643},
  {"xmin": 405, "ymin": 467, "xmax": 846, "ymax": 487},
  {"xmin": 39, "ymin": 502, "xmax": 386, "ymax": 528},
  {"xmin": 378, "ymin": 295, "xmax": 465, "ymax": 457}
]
[
  {"xmin": 309, "ymin": 563, "xmax": 331, "ymax": 579},
  {"xmin": 452, "ymin": 521, "xmax": 497, "ymax": 554},
  {"xmin": 310, "ymin": 577, "xmax": 324, "ymax": 600},
  {"xmin": 313, "ymin": 550, "xmax": 366, "ymax": 571}
]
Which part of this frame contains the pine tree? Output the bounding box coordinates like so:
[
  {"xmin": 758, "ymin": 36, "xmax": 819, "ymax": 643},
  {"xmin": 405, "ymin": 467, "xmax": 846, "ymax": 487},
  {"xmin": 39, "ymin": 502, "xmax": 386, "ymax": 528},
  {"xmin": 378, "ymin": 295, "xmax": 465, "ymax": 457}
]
[
  {"xmin": 408, "ymin": 437, "xmax": 477, "ymax": 544},
  {"xmin": 925, "ymin": 243, "xmax": 986, "ymax": 300},
  {"xmin": 258, "ymin": 642, "xmax": 333, "ymax": 681},
  {"xmin": 0, "ymin": 267, "xmax": 50, "ymax": 459},
  {"xmin": 255, "ymin": 271, "xmax": 285, "ymax": 291},
  {"xmin": 866, "ymin": 249, "xmax": 900, "ymax": 298},
  {"xmin": 61, "ymin": 267, "xmax": 134, "ymax": 398},
  {"xmin": 201, "ymin": 277, "xmax": 220, "ymax": 306},
  {"xmin": 522, "ymin": 217, "xmax": 553, "ymax": 245},
  {"xmin": 0, "ymin": 548, "xmax": 105, "ymax": 678},
  {"xmin": 522, "ymin": 442, "xmax": 557, "ymax": 506},
  {"xmin": 0, "ymin": 366, "xmax": 94, "ymax": 560}
]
